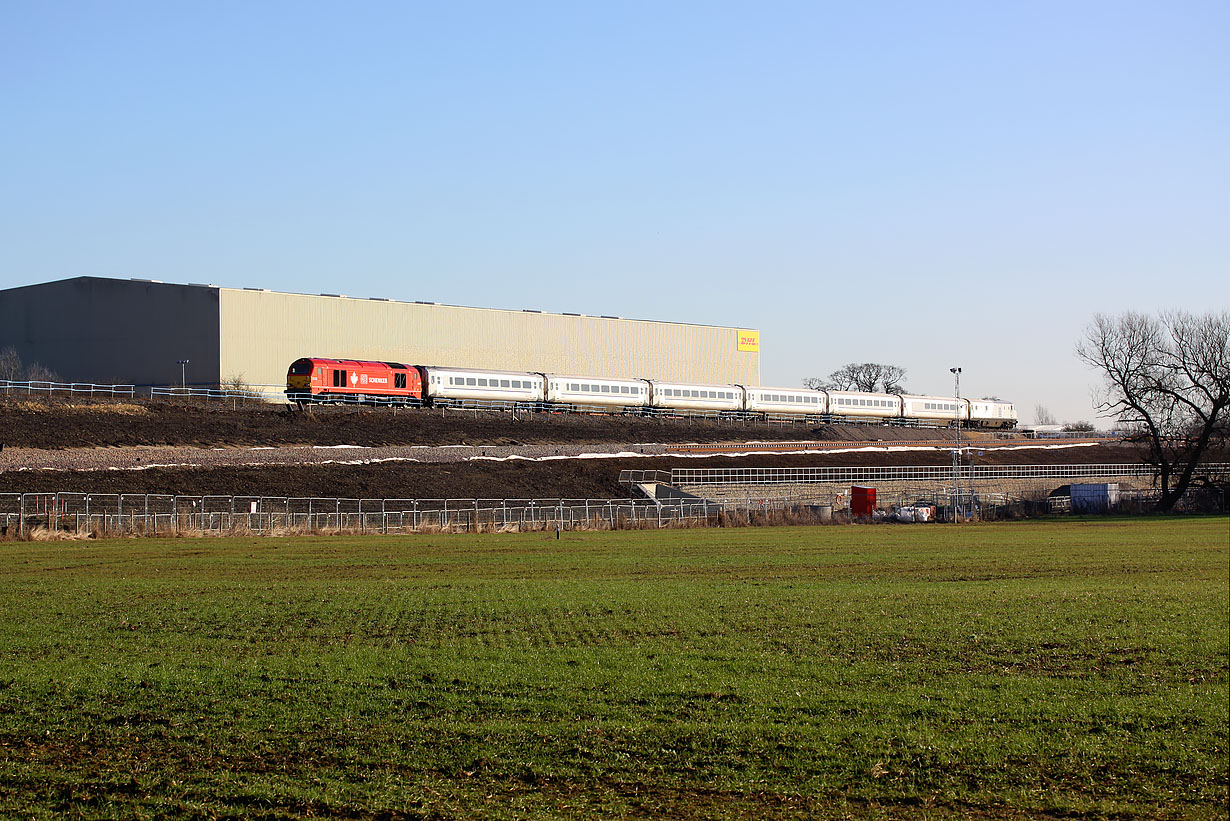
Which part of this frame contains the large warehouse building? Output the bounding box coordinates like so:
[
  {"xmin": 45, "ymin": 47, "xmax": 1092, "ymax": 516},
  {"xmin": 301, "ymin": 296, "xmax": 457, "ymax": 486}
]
[{"xmin": 0, "ymin": 277, "xmax": 760, "ymax": 392}]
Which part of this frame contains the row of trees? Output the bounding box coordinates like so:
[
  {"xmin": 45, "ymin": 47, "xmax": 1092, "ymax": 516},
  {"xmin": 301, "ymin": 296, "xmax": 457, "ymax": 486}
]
[
  {"xmin": 803, "ymin": 363, "xmax": 907, "ymax": 393},
  {"xmin": 0, "ymin": 346, "xmax": 62, "ymax": 383}
]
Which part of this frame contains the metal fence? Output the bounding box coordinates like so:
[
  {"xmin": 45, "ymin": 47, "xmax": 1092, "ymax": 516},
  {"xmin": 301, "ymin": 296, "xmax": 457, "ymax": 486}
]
[
  {"xmin": 0, "ymin": 380, "xmax": 141, "ymax": 399},
  {"xmin": 0, "ymin": 493, "xmax": 741, "ymax": 537},
  {"xmin": 669, "ymin": 463, "xmax": 1230, "ymax": 486},
  {"xmin": 0, "ymin": 379, "xmax": 272, "ymax": 403}
]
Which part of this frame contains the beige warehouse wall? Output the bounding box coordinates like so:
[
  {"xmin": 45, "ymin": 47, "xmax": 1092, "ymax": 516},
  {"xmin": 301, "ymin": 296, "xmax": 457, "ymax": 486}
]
[{"xmin": 218, "ymin": 290, "xmax": 759, "ymax": 391}]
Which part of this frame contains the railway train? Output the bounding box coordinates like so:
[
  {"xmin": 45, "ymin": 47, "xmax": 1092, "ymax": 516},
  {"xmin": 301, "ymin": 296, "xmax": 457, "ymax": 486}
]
[{"xmin": 286, "ymin": 357, "xmax": 1018, "ymax": 428}]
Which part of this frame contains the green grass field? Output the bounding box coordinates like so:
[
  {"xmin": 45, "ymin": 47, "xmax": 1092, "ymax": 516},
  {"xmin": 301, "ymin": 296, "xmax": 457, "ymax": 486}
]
[{"xmin": 0, "ymin": 518, "xmax": 1226, "ymax": 819}]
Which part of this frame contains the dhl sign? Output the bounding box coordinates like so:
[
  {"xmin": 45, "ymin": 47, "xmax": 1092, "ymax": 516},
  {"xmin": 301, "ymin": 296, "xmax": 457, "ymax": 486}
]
[{"xmin": 737, "ymin": 330, "xmax": 760, "ymax": 353}]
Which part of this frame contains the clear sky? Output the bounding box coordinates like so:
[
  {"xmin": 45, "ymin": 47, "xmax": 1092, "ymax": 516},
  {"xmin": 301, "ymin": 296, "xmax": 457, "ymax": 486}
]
[{"xmin": 3, "ymin": 1, "xmax": 1227, "ymax": 424}]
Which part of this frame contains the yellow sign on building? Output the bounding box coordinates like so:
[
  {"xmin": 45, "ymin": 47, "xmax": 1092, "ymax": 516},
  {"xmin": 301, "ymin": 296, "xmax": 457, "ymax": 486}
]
[{"xmin": 737, "ymin": 330, "xmax": 760, "ymax": 353}]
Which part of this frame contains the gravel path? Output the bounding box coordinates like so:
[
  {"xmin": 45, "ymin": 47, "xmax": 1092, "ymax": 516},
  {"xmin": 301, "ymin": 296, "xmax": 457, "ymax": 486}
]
[
  {"xmin": 0, "ymin": 442, "xmax": 680, "ymax": 473},
  {"xmin": 0, "ymin": 439, "xmax": 1103, "ymax": 475}
]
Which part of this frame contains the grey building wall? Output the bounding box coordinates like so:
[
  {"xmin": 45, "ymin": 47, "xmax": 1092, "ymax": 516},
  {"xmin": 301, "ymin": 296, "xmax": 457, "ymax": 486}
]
[
  {"xmin": 0, "ymin": 278, "xmax": 220, "ymax": 386},
  {"xmin": 1, "ymin": 277, "xmax": 760, "ymax": 391}
]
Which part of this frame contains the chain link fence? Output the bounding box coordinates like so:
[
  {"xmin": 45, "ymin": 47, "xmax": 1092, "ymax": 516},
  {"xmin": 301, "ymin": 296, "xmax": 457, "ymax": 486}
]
[
  {"xmin": 1, "ymin": 484, "xmax": 1221, "ymax": 539},
  {"xmin": 669, "ymin": 463, "xmax": 1230, "ymax": 485},
  {"xmin": 0, "ymin": 492, "xmax": 757, "ymax": 537}
]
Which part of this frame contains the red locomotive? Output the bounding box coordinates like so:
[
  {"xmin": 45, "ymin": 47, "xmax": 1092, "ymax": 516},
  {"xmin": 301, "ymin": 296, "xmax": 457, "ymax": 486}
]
[{"xmin": 285, "ymin": 357, "xmax": 424, "ymax": 404}]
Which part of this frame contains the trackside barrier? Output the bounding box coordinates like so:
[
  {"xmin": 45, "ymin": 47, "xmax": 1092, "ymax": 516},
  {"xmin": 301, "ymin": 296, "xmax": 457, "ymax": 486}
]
[
  {"xmin": 0, "ymin": 380, "xmax": 139, "ymax": 399},
  {"xmin": 0, "ymin": 380, "xmax": 270, "ymax": 403},
  {"xmin": 669, "ymin": 463, "xmax": 1230, "ymax": 485},
  {"xmin": 0, "ymin": 493, "xmax": 763, "ymax": 537}
]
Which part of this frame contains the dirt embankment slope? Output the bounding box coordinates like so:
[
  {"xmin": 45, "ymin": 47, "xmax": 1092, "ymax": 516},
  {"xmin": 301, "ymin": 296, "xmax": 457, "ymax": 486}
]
[
  {"xmin": 0, "ymin": 397, "xmax": 1164, "ymax": 499},
  {"xmin": 0, "ymin": 398, "xmax": 953, "ymax": 450}
]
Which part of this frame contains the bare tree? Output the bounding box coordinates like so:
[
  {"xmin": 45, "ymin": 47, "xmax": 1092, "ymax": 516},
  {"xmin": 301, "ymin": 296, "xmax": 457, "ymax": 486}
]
[
  {"xmin": 0, "ymin": 347, "xmax": 21, "ymax": 381},
  {"xmin": 804, "ymin": 363, "xmax": 907, "ymax": 393},
  {"xmin": 1077, "ymin": 310, "xmax": 1229, "ymax": 511},
  {"xmin": 24, "ymin": 362, "xmax": 62, "ymax": 383},
  {"xmin": 1034, "ymin": 404, "xmax": 1056, "ymax": 426},
  {"xmin": 221, "ymin": 373, "xmax": 261, "ymax": 405},
  {"xmin": 0, "ymin": 348, "xmax": 63, "ymax": 383}
]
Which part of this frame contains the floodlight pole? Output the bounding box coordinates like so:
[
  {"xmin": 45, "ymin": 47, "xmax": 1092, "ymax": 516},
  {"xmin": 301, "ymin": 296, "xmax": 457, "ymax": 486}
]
[
  {"xmin": 177, "ymin": 359, "xmax": 190, "ymax": 390},
  {"xmin": 950, "ymin": 367, "xmax": 962, "ymax": 521}
]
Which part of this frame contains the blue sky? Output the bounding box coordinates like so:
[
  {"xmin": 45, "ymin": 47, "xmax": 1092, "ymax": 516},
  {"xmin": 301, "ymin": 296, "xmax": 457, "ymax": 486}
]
[{"xmin": 3, "ymin": 1, "xmax": 1227, "ymax": 423}]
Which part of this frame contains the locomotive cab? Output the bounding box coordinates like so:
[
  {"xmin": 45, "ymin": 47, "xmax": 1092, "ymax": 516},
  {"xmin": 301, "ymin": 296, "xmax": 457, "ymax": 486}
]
[{"xmin": 286, "ymin": 358, "xmax": 316, "ymax": 403}]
